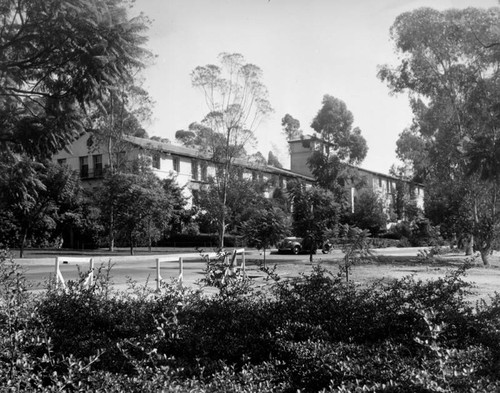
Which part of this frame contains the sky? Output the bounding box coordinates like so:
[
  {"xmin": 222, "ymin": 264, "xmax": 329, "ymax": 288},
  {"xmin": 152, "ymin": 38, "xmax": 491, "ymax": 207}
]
[{"xmin": 132, "ymin": 0, "xmax": 498, "ymax": 174}]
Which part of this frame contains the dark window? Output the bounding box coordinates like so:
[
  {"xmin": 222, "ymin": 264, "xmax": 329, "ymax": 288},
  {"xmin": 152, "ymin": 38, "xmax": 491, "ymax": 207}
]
[
  {"xmin": 201, "ymin": 162, "xmax": 208, "ymax": 181},
  {"xmin": 152, "ymin": 154, "xmax": 161, "ymax": 169},
  {"xmin": 191, "ymin": 160, "xmax": 199, "ymax": 180},
  {"xmin": 93, "ymin": 154, "xmax": 103, "ymax": 177},
  {"xmin": 79, "ymin": 156, "xmax": 89, "ymax": 178},
  {"xmin": 173, "ymin": 157, "xmax": 180, "ymax": 172},
  {"xmin": 57, "ymin": 158, "xmax": 66, "ymax": 165}
]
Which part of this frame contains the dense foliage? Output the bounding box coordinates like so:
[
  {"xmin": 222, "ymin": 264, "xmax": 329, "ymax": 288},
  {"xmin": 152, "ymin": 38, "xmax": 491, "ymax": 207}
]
[
  {"xmin": 0, "ymin": 0, "xmax": 150, "ymax": 160},
  {"xmin": 379, "ymin": 7, "xmax": 500, "ymax": 264},
  {"xmin": 2, "ymin": 250, "xmax": 500, "ymax": 392}
]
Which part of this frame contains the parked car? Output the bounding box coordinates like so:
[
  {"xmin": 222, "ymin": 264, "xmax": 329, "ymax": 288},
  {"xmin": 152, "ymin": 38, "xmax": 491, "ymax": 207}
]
[{"xmin": 277, "ymin": 236, "xmax": 316, "ymax": 255}]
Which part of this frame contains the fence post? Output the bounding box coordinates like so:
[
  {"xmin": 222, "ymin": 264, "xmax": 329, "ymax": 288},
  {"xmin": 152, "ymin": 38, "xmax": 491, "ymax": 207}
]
[
  {"xmin": 241, "ymin": 249, "xmax": 246, "ymax": 277},
  {"xmin": 156, "ymin": 258, "xmax": 162, "ymax": 291},
  {"xmin": 178, "ymin": 257, "xmax": 184, "ymax": 286},
  {"xmin": 55, "ymin": 257, "xmax": 66, "ymax": 289},
  {"xmin": 83, "ymin": 258, "xmax": 94, "ymax": 287}
]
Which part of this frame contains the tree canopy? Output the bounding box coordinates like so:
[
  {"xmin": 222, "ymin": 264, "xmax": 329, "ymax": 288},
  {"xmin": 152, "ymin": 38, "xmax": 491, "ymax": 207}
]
[
  {"xmin": 307, "ymin": 95, "xmax": 367, "ymax": 199},
  {"xmin": 190, "ymin": 53, "xmax": 273, "ymax": 246},
  {"xmin": 378, "ymin": 6, "xmax": 500, "ymax": 264},
  {"xmin": 310, "ymin": 95, "xmax": 367, "ymax": 165},
  {"xmin": 0, "ymin": 0, "xmax": 151, "ymax": 159}
]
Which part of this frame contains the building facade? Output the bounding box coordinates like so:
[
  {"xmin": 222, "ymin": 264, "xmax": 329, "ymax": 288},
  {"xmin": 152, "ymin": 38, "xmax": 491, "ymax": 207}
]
[
  {"xmin": 53, "ymin": 133, "xmax": 424, "ymax": 219},
  {"xmin": 288, "ymin": 136, "xmax": 425, "ymax": 214},
  {"xmin": 53, "ymin": 133, "xmax": 316, "ymax": 205}
]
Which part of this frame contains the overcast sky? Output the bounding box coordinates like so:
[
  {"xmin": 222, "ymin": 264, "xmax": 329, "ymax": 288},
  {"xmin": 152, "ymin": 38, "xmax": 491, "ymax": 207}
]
[{"xmin": 133, "ymin": 0, "xmax": 498, "ymax": 174}]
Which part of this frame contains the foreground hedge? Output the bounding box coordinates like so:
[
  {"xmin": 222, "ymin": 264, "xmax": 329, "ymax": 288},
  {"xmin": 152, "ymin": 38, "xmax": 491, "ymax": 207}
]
[{"xmin": 1, "ymin": 250, "xmax": 500, "ymax": 392}]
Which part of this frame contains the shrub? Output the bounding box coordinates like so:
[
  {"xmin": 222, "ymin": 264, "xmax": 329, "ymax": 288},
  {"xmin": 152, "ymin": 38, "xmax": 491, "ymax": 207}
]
[{"xmin": 2, "ymin": 249, "xmax": 500, "ymax": 391}]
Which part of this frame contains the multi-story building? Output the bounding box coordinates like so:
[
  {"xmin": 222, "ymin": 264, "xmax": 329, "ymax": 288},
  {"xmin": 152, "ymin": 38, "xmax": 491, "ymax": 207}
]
[
  {"xmin": 53, "ymin": 132, "xmax": 424, "ymax": 216},
  {"xmin": 288, "ymin": 135, "xmax": 425, "ymax": 213},
  {"xmin": 53, "ymin": 133, "xmax": 315, "ymax": 205}
]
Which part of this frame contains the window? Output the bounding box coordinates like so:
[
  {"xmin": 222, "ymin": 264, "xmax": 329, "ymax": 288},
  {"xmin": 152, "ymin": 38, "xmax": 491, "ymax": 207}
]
[
  {"xmin": 79, "ymin": 156, "xmax": 89, "ymax": 178},
  {"xmin": 378, "ymin": 178, "xmax": 382, "ymax": 188},
  {"xmin": 152, "ymin": 154, "xmax": 161, "ymax": 169},
  {"xmin": 191, "ymin": 160, "xmax": 199, "ymax": 180},
  {"xmin": 57, "ymin": 158, "xmax": 66, "ymax": 165},
  {"xmin": 173, "ymin": 156, "xmax": 180, "ymax": 172},
  {"xmin": 201, "ymin": 162, "xmax": 208, "ymax": 181},
  {"xmin": 93, "ymin": 154, "xmax": 103, "ymax": 177}
]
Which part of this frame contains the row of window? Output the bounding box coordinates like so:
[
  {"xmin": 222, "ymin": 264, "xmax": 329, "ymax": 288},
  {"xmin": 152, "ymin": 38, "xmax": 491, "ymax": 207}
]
[
  {"xmin": 152, "ymin": 154, "xmax": 181, "ymax": 173},
  {"xmin": 79, "ymin": 155, "xmax": 103, "ymax": 178},
  {"xmin": 57, "ymin": 155, "xmax": 104, "ymax": 179},
  {"xmin": 152, "ymin": 154, "xmax": 287, "ymax": 187}
]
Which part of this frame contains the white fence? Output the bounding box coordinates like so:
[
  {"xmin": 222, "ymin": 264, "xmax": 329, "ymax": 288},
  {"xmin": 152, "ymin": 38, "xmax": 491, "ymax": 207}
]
[
  {"xmin": 53, "ymin": 249, "xmax": 246, "ymax": 291},
  {"xmin": 155, "ymin": 248, "xmax": 246, "ymax": 290},
  {"xmin": 55, "ymin": 256, "xmax": 94, "ymax": 290}
]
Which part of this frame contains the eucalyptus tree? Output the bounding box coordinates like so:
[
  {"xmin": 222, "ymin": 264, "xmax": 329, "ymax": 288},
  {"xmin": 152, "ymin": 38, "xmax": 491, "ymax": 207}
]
[
  {"xmin": 190, "ymin": 53, "xmax": 273, "ymax": 247},
  {"xmin": 308, "ymin": 95, "xmax": 368, "ymax": 198},
  {"xmin": 378, "ymin": 7, "xmax": 500, "ymax": 264},
  {"xmin": 281, "ymin": 113, "xmax": 303, "ymax": 151}
]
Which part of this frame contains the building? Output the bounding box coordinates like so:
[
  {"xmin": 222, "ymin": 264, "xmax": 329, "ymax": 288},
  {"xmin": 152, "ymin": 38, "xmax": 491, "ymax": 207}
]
[
  {"xmin": 53, "ymin": 133, "xmax": 315, "ymax": 205},
  {"xmin": 288, "ymin": 136, "xmax": 425, "ymax": 214},
  {"xmin": 53, "ymin": 132, "xmax": 423, "ymax": 217}
]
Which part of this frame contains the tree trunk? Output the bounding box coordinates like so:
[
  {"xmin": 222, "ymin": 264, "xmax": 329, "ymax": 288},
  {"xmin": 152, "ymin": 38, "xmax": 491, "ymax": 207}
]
[
  {"xmin": 219, "ymin": 218, "xmax": 225, "ymax": 249},
  {"xmin": 109, "ymin": 206, "xmax": 115, "ymax": 252},
  {"xmin": 130, "ymin": 233, "xmax": 134, "ymax": 255},
  {"xmin": 19, "ymin": 228, "xmax": 27, "ymax": 258},
  {"xmin": 263, "ymin": 247, "xmax": 266, "ymax": 267},
  {"xmin": 465, "ymin": 235, "xmax": 474, "ymax": 256},
  {"xmin": 480, "ymin": 248, "xmax": 491, "ymax": 266},
  {"xmin": 148, "ymin": 221, "xmax": 152, "ymax": 252}
]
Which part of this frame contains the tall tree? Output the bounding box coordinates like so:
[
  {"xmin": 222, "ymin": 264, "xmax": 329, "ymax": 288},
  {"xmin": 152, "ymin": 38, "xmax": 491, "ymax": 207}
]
[
  {"xmin": 190, "ymin": 53, "xmax": 273, "ymax": 247},
  {"xmin": 378, "ymin": 7, "xmax": 500, "ymax": 264},
  {"xmin": 281, "ymin": 113, "xmax": 302, "ymax": 151},
  {"xmin": 96, "ymin": 167, "xmax": 171, "ymax": 255},
  {"xmin": 0, "ymin": 0, "xmax": 151, "ymax": 160},
  {"xmin": 308, "ymin": 95, "xmax": 368, "ymax": 196}
]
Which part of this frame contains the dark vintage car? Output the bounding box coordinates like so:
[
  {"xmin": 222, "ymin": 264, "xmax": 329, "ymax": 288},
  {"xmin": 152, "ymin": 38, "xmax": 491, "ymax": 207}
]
[{"xmin": 277, "ymin": 236, "xmax": 317, "ymax": 255}]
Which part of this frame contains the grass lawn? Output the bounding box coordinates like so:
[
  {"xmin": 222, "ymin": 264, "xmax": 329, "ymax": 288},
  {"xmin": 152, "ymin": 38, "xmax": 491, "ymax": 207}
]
[
  {"xmin": 248, "ymin": 249, "xmax": 500, "ymax": 303},
  {"xmin": 10, "ymin": 246, "xmax": 500, "ymax": 303}
]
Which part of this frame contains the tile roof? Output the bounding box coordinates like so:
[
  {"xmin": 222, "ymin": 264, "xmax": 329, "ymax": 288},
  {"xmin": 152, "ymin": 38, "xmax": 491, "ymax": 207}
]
[{"xmin": 123, "ymin": 135, "xmax": 314, "ymax": 181}]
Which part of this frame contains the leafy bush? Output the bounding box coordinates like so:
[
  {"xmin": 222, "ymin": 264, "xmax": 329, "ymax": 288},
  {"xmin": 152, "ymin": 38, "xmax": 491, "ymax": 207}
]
[{"xmin": 2, "ymin": 249, "xmax": 500, "ymax": 391}]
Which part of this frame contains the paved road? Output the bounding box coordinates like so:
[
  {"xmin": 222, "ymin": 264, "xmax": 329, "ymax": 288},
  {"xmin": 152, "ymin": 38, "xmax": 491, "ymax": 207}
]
[{"xmin": 13, "ymin": 247, "xmax": 428, "ymax": 292}]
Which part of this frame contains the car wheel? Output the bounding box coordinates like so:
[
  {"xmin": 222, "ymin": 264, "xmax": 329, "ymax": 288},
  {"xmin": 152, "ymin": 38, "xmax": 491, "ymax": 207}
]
[{"xmin": 292, "ymin": 245, "xmax": 300, "ymax": 255}]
